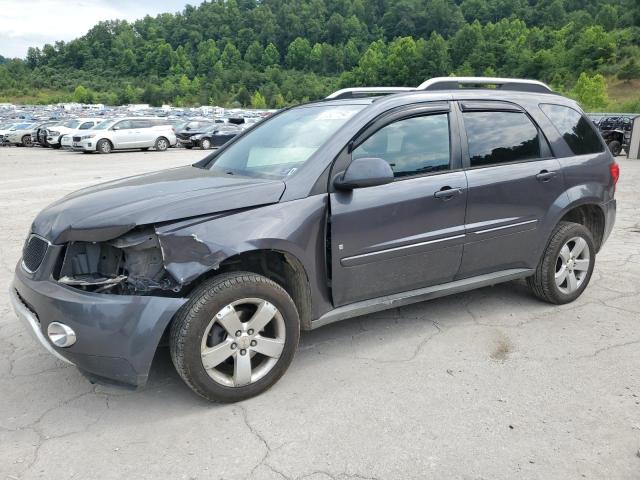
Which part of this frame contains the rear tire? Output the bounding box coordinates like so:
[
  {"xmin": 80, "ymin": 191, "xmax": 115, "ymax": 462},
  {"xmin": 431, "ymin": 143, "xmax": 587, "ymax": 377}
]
[
  {"xmin": 527, "ymin": 221, "xmax": 595, "ymax": 304},
  {"xmin": 170, "ymin": 272, "xmax": 300, "ymax": 403},
  {"xmin": 155, "ymin": 137, "xmax": 169, "ymax": 151},
  {"xmin": 96, "ymin": 139, "xmax": 112, "ymax": 154},
  {"xmin": 608, "ymin": 140, "xmax": 622, "ymax": 156}
]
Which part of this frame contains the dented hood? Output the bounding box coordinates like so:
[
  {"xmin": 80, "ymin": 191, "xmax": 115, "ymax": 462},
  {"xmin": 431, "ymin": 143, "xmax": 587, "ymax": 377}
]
[{"xmin": 32, "ymin": 166, "xmax": 285, "ymax": 243}]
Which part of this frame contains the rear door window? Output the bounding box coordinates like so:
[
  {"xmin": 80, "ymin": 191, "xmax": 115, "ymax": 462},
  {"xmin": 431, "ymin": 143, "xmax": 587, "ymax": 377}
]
[
  {"xmin": 540, "ymin": 104, "xmax": 604, "ymax": 155},
  {"xmin": 462, "ymin": 111, "xmax": 541, "ymax": 167}
]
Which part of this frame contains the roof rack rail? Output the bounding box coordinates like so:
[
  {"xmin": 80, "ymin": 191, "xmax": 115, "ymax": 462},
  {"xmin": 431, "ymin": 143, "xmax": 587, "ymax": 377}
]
[
  {"xmin": 417, "ymin": 77, "xmax": 553, "ymax": 93},
  {"xmin": 326, "ymin": 87, "xmax": 415, "ymax": 100}
]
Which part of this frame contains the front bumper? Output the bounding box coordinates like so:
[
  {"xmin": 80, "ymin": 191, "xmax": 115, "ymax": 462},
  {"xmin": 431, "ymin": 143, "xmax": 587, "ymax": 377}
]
[
  {"xmin": 11, "ymin": 266, "xmax": 187, "ymax": 386},
  {"xmin": 72, "ymin": 140, "xmax": 96, "ymax": 151}
]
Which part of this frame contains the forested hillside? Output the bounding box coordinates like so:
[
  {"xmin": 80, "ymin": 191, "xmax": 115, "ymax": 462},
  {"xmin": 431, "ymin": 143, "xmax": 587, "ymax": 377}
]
[{"xmin": 1, "ymin": 0, "xmax": 639, "ymax": 110}]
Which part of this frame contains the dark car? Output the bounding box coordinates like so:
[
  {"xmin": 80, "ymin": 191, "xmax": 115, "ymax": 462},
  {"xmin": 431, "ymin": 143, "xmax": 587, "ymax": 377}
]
[
  {"xmin": 190, "ymin": 124, "xmax": 243, "ymax": 149},
  {"xmin": 11, "ymin": 77, "xmax": 618, "ymax": 402},
  {"xmin": 597, "ymin": 115, "xmax": 635, "ymax": 156},
  {"xmin": 175, "ymin": 120, "xmax": 216, "ymax": 148}
]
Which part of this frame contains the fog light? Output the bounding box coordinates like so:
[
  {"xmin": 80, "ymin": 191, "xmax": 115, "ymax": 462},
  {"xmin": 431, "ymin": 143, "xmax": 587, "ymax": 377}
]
[{"xmin": 47, "ymin": 322, "xmax": 76, "ymax": 347}]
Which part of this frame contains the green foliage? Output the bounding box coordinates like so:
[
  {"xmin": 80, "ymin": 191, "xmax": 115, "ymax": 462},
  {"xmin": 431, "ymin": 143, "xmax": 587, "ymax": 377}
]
[
  {"xmin": 570, "ymin": 73, "xmax": 609, "ymax": 110},
  {"xmin": 1, "ymin": 0, "xmax": 639, "ymax": 109},
  {"xmin": 251, "ymin": 91, "xmax": 267, "ymax": 108}
]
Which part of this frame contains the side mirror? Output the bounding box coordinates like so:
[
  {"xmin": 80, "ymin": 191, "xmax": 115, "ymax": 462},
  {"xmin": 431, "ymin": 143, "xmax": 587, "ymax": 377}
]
[
  {"xmin": 333, "ymin": 157, "xmax": 394, "ymax": 190},
  {"xmin": 111, "ymin": 126, "xmax": 119, "ymax": 131}
]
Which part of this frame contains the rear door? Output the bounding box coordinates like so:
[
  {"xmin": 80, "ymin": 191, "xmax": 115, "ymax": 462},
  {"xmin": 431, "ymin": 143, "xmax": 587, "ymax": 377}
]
[
  {"xmin": 455, "ymin": 101, "xmax": 566, "ymax": 278},
  {"xmin": 130, "ymin": 119, "xmax": 154, "ymax": 147},
  {"xmin": 329, "ymin": 102, "xmax": 468, "ymax": 306}
]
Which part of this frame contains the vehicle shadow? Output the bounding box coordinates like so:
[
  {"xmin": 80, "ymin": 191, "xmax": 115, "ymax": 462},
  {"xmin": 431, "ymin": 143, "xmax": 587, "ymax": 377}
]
[{"xmin": 136, "ymin": 279, "xmax": 541, "ymax": 405}]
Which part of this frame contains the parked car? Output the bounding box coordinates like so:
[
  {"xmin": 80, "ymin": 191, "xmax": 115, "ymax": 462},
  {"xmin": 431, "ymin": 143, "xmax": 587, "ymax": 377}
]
[
  {"xmin": 11, "ymin": 77, "xmax": 618, "ymax": 403},
  {"xmin": 30, "ymin": 121, "xmax": 59, "ymax": 147},
  {"xmin": 175, "ymin": 120, "xmax": 216, "ymax": 148},
  {"xmin": 46, "ymin": 118, "xmax": 103, "ymax": 149},
  {"xmin": 60, "ymin": 119, "xmax": 105, "ymax": 149},
  {"xmin": 0, "ymin": 121, "xmax": 20, "ymax": 144},
  {"xmin": 189, "ymin": 124, "xmax": 243, "ymax": 149},
  {"xmin": 597, "ymin": 115, "xmax": 635, "ymax": 156},
  {"xmin": 71, "ymin": 117, "xmax": 176, "ymax": 153},
  {"xmin": 2, "ymin": 122, "xmax": 37, "ymax": 146}
]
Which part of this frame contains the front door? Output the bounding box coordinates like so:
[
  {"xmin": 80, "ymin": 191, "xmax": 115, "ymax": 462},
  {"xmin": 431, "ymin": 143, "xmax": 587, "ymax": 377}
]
[
  {"xmin": 330, "ymin": 105, "xmax": 468, "ymax": 306},
  {"xmin": 455, "ymin": 102, "xmax": 566, "ymax": 278}
]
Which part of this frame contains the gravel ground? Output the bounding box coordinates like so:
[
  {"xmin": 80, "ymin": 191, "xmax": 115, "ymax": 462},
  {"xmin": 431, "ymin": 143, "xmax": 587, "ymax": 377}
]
[{"xmin": 0, "ymin": 147, "xmax": 639, "ymax": 480}]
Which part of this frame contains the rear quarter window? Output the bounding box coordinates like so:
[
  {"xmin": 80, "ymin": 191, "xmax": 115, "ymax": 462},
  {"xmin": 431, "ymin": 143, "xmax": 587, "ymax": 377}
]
[{"xmin": 540, "ymin": 104, "xmax": 604, "ymax": 155}]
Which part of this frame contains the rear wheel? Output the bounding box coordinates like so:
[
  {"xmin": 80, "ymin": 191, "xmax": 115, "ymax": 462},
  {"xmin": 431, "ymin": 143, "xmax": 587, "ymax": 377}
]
[
  {"xmin": 155, "ymin": 137, "xmax": 169, "ymax": 151},
  {"xmin": 170, "ymin": 272, "xmax": 300, "ymax": 402},
  {"xmin": 608, "ymin": 140, "xmax": 622, "ymax": 156},
  {"xmin": 96, "ymin": 139, "xmax": 112, "ymax": 154},
  {"xmin": 527, "ymin": 221, "xmax": 595, "ymax": 304}
]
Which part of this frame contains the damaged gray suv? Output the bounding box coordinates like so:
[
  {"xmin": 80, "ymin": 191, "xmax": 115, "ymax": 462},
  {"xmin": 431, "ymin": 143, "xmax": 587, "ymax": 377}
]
[{"xmin": 12, "ymin": 77, "xmax": 618, "ymax": 402}]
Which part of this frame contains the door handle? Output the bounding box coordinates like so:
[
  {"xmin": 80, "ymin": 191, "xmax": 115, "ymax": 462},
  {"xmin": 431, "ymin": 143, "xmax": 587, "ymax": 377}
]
[
  {"xmin": 434, "ymin": 187, "xmax": 464, "ymax": 199},
  {"xmin": 536, "ymin": 170, "xmax": 557, "ymax": 182}
]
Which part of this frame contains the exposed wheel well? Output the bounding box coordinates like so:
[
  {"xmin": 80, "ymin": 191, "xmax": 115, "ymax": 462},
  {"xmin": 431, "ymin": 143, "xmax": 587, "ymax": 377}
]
[
  {"xmin": 208, "ymin": 250, "xmax": 313, "ymax": 330},
  {"xmin": 559, "ymin": 204, "xmax": 605, "ymax": 252}
]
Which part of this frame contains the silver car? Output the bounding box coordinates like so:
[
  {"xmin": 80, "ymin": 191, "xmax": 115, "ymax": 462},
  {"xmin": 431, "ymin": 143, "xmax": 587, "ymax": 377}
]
[{"xmin": 72, "ymin": 118, "xmax": 177, "ymax": 153}]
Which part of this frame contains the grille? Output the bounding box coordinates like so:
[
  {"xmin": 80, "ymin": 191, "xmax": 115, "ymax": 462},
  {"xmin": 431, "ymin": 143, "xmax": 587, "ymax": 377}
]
[
  {"xmin": 22, "ymin": 235, "xmax": 49, "ymax": 273},
  {"xmin": 73, "ymin": 136, "xmax": 81, "ymax": 142}
]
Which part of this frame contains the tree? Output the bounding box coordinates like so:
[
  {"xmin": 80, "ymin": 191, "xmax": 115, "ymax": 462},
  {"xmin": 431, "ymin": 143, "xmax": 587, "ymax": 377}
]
[
  {"xmin": 244, "ymin": 41, "xmax": 263, "ymax": 66},
  {"xmin": 286, "ymin": 37, "xmax": 312, "ymax": 70},
  {"xmin": 619, "ymin": 59, "xmax": 640, "ymax": 82},
  {"xmin": 251, "ymin": 91, "xmax": 267, "ymax": 108},
  {"xmin": 262, "ymin": 43, "xmax": 280, "ymax": 68},
  {"xmin": 73, "ymin": 84, "xmax": 93, "ymax": 103},
  {"xmin": 570, "ymin": 73, "xmax": 609, "ymax": 110}
]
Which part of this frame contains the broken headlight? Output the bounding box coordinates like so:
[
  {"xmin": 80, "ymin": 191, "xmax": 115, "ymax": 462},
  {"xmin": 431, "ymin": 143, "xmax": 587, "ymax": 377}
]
[{"xmin": 57, "ymin": 227, "xmax": 178, "ymax": 294}]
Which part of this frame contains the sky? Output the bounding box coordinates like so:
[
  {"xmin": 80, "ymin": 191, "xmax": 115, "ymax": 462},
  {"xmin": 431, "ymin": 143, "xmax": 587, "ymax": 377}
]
[{"xmin": 0, "ymin": 0, "xmax": 193, "ymax": 59}]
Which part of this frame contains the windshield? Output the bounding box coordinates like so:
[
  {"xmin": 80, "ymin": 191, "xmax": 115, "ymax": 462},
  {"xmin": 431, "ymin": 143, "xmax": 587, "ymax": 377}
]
[
  {"xmin": 61, "ymin": 120, "xmax": 80, "ymax": 128},
  {"xmin": 205, "ymin": 104, "xmax": 364, "ymax": 179},
  {"xmin": 92, "ymin": 119, "xmax": 116, "ymax": 130},
  {"xmin": 11, "ymin": 123, "xmax": 33, "ymax": 130}
]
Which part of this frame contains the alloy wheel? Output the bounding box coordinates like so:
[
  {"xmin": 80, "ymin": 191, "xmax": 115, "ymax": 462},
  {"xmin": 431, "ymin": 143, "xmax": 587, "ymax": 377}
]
[
  {"xmin": 200, "ymin": 298, "xmax": 286, "ymax": 387},
  {"xmin": 555, "ymin": 236, "xmax": 591, "ymax": 294}
]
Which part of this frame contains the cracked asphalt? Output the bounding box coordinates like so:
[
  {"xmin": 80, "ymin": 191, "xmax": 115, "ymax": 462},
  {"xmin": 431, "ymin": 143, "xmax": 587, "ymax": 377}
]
[{"xmin": 0, "ymin": 147, "xmax": 639, "ymax": 480}]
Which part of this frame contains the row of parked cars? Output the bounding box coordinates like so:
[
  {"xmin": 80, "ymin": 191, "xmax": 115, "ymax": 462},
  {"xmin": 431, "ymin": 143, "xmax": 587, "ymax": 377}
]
[{"xmin": 0, "ymin": 116, "xmax": 260, "ymax": 153}]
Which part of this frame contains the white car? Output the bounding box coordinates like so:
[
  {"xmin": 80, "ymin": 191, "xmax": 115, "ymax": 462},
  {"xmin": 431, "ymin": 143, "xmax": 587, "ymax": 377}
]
[
  {"xmin": 2, "ymin": 122, "xmax": 37, "ymax": 146},
  {"xmin": 60, "ymin": 119, "xmax": 106, "ymax": 149},
  {"xmin": 72, "ymin": 117, "xmax": 177, "ymax": 153},
  {"xmin": 46, "ymin": 118, "xmax": 103, "ymax": 149}
]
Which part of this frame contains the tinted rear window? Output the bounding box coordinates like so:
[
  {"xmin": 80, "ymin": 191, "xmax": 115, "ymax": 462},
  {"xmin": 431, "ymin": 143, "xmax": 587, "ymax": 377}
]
[
  {"xmin": 463, "ymin": 111, "xmax": 541, "ymax": 167},
  {"xmin": 540, "ymin": 104, "xmax": 604, "ymax": 155}
]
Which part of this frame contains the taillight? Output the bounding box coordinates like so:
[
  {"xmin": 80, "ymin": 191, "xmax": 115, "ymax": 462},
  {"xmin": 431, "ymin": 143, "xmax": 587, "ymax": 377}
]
[{"xmin": 610, "ymin": 162, "xmax": 620, "ymax": 192}]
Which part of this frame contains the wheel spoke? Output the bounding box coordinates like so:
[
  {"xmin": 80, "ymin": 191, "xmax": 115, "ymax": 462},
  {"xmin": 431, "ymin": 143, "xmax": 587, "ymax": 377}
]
[
  {"xmin": 252, "ymin": 335, "xmax": 284, "ymax": 359},
  {"xmin": 573, "ymin": 259, "xmax": 590, "ymax": 271},
  {"xmin": 555, "ymin": 265, "xmax": 568, "ymax": 286},
  {"xmin": 216, "ymin": 305, "xmax": 243, "ymax": 336},
  {"xmin": 571, "ymin": 237, "xmax": 588, "ymax": 257},
  {"xmin": 233, "ymin": 353, "xmax": 252, "ymax": 386},
  {"xmin": 559, "ymin": 245, "xmax": 571, "ymax": 263},
  {"xmin": 247, "ymin": 301, "xmax": 277, "ymax": 333},
  {"xmin": 567, "ymin": 271, "xmax": 578, "ymax": 292},
  {"xmin": 201, "ymin": 341, "xmax": 234, "ymax": 369}
]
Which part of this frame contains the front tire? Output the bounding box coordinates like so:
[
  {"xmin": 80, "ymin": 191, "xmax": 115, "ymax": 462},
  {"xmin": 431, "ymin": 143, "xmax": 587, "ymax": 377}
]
[
  {"xmin": 96, "ymin": 139, "xmax": 112, "ymax": 154},
  {"xmin": 527, "ymin": 221, "xmax": 595, "ymax": 304},
  {"xmin": 170, "ymin": 272, "xmax": 300, "ymax": 402},
  {"xmin": 22, "ymin": 135, "xmax": 32, "ymax": 147},
  {"xmin": 200, "ymin": 138, "xmax": 211, "ymax": 150}
]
